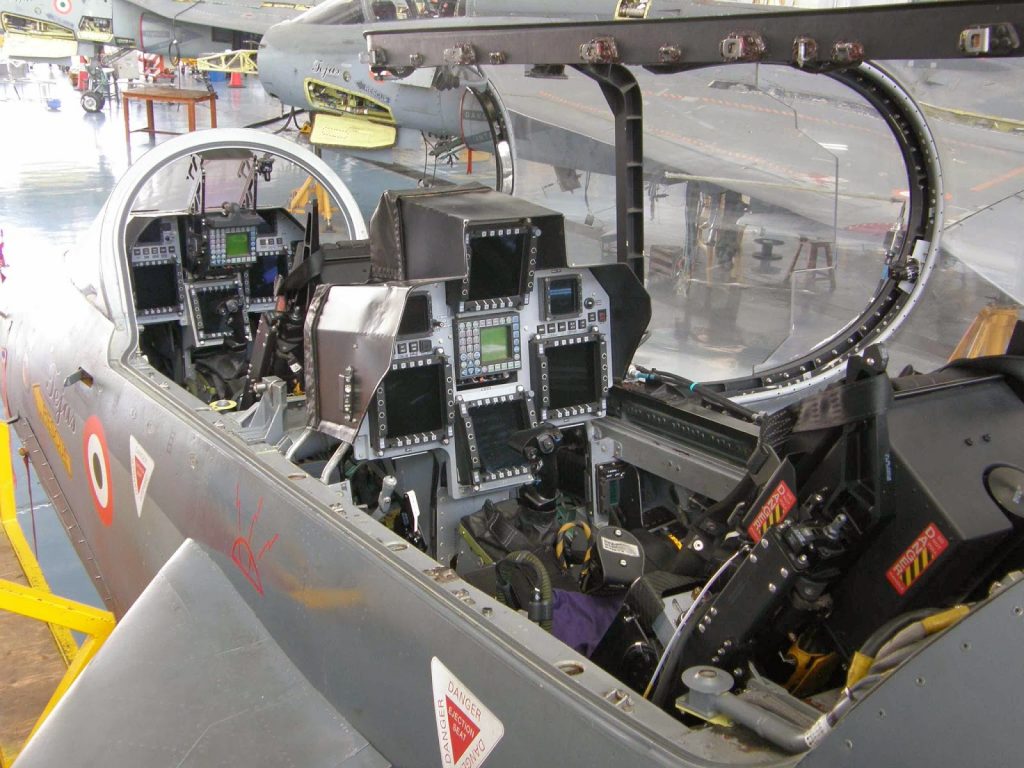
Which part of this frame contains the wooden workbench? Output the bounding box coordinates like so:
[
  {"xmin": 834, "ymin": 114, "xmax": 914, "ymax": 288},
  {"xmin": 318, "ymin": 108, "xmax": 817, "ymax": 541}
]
[{"xmin": 123, "ymin": 86, "xmax": 218, "ymax": 148}]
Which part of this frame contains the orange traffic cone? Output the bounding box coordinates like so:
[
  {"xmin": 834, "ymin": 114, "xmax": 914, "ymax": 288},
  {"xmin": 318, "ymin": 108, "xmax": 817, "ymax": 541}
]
[{"xmin": 228, "ymin": 71, "xmax": 244, "ymax": 88}]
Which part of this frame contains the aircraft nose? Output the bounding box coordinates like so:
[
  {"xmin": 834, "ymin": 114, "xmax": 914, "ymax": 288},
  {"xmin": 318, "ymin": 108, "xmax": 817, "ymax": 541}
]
[{"xmin": 257, "ymin": 23, "xmax": 294, "ymax": 103}]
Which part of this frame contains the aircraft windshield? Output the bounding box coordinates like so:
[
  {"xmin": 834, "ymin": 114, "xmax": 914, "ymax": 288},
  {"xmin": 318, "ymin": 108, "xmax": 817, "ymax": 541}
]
[
  {"xmin": 484, "ymin": 55, "xmax": 1024, "ymax": 391},
  {"xmin": 130, "ymin": 151, "xmax": 351, "ymax": 244}
]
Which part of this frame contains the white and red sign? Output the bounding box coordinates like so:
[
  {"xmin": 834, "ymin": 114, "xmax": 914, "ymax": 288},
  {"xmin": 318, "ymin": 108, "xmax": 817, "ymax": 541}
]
[
  {"xmin": 747, "ymin": 480, "xmax": 797, "ymax": 543},
  {"xmin": 52, "ymin": 0, "xmax": 73, "ymax": 15},
  {"xmin": 83, "ymin": 415, "xmax": 114, "ymax": 526},
  {"xmin": 129, "ymin": 435, "xmax": 154, "ymax": 517},
  {"xmin": 431, "ymin": 657, "xmax": 504, "ymax": 768}
]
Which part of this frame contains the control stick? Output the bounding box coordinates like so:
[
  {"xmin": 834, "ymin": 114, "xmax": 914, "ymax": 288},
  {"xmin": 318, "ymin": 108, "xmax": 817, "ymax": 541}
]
[{"xmin": 508, "ymin": 422, "xmax": 563, "ymax": 509}]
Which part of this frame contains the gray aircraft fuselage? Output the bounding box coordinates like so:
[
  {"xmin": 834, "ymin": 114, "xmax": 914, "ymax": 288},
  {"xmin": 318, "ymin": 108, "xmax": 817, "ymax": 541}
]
[{"xmin": 0, "ymin": 130, "xmax": 716, "ymax": 768}]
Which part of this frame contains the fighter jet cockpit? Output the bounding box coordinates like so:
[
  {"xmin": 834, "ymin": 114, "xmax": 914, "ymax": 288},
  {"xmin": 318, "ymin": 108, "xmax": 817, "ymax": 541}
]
[
  {"xmin": 110, "ymin": 8, "xmax": 1024, "ymax": 755},
  {"xmin": 295, "ymin": 183, "xmax": 645, "ymax": 554},
  {"xmin": 124, "ymin": 143, "xmax": 366, "ymax": 404}
]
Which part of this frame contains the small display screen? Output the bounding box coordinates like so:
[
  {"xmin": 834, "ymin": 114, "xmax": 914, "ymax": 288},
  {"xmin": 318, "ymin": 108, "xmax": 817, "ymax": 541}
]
[
  {"xmin": 547, "ymin": 341, "xmax": 600, "ymax": 410},
  {"xmin": 467, "ymin": 232, "xmax": 525, "ymax": 301},
  {"xmin": 547, "ymin": 277, "xmax": 580, "ymax": 317},
  {"xmin": 471, "ymin": 399, "xmax": 529, "ymax": 474},
  {"xmin": 247, "ymin": 253, "xmax": 282, "ymax": 301},
  {"xmin": 479, "ymin": 325, "xmax": 513, "ymax": 365},
  {"xmin": 383, "ymin": 364, "xmax": 445, "ymax": 438},
  {"xmin": 134, "ymin": 263, "xmax": 179, "ymax": 311},
  {"xmin": 197, "ymin": 286, "xmax": 242, "ymax": 334},
  {"xmin": 225, "ymin": 232, "xmax": 251, "ymax": 257},
  {"xmin": 398, "ymin": 294, "xmax": 432, "ymax": 336},
  {"xmin": 136, "ymin": 219, "xmax": 167, "ymax": 244}
]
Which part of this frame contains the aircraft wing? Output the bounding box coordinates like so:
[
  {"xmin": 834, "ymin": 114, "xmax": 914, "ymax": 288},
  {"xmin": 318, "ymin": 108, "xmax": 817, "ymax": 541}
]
[
  {"xmin": 128, "ymin": 0, "xmax": 313, "ymax": 36},
  {"xmin": 14, "ymin": 539, "xmax": 390, "ymax": 768}
]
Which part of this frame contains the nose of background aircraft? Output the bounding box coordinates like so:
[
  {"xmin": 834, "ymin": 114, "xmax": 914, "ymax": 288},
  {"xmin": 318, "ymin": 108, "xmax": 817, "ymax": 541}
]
[{"xmin": 257, "ymin": 22, "xmax": 300, "ymax": 105}]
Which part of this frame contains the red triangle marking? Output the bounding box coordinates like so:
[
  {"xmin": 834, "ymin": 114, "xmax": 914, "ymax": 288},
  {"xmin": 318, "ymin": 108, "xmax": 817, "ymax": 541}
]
[
  {"xmin": 134, "ymin": 456, "xmax": 147, "ymax": 492},
  {"xmin": 446, "ymin": 696, "xmax": 480, "ymax": 763}
]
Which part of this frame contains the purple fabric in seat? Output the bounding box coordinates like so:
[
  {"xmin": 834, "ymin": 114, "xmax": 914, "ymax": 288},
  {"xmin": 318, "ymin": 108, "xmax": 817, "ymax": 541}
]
[{"xmin": 551, "ymin": 589, "xmax": 625, "ymax": 657}]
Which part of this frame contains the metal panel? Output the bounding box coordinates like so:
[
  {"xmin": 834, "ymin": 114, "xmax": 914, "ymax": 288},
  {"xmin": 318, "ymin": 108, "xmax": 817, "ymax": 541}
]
[
  {"xmin": 799, "ymin": 577, "xmax": 1024, "ymax": 767},
  {"xmin": 365, "ymin": 2, "xmax": 1024, "ymax": 68},
  {"xmin": 15, "ymin": 539, "xmax": 390, "ymax": 768},
  {"xmin": 592, "ymin": 418, "xmax": 746, "ymax": 501},
  {"xmin": 307, "ymin": 282, "xmax": 414, "ymax": 441}
]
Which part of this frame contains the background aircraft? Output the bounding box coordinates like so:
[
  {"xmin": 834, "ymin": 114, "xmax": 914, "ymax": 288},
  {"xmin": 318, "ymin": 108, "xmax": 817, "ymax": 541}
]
[{"xmin": 0, "ymin": 0, "xmax": 321, "ymax": 63}]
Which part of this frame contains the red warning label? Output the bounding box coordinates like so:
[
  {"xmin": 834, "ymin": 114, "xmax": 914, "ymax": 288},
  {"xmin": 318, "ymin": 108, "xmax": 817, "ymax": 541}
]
[
  {"xmin": 747, "ymin": 481, "xmax": 797, "ymax": 543},
  {"xmin": 446, "ymin": 696, "xmax": 481, "ymax": 763},
  {"xmin": 886, "ymin": 523, "xmax": 949, "ymax": 596},
  {"xmin": 130, "ymin": 435, "xmax": 154, "ymax": 517}
]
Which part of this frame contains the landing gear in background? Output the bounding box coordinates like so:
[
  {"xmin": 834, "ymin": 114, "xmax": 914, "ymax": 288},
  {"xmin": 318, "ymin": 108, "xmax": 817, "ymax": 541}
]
[{"xmin": 81, "ymin": 91, "xmax": 105, "ymax": 113}]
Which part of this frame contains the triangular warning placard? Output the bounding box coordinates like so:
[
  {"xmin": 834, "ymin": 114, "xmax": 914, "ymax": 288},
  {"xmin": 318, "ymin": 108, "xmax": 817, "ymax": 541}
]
[
  {"xmin": 431, "ymin": 657, "xmax": 504, "ymax": 768},
  {"xmin": 129, "ymin": 435, "xmax": 154, "ymax": 517}
]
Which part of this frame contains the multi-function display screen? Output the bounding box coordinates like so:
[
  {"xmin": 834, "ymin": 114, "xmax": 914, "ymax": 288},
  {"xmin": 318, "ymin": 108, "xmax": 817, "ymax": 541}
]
[
  {"xmin": 134, "ymin": 263, "xmax": 179, "ymax": 311},
  {"xmin": 479, "ymin": 325, "xmax": 513, "ymax": 366},
  {"xmin": 546, "ymin": 340, "xmax": 601, "ymax": 410},
  {"xmin": 225, "ymin": 231, "xmax": 251, "ymax": 258},
  {"xmin": 398, "ymin": 294, "xmax": 432, "ymax": 336},
  {"xmin": 247, "ymin": 252, "xmax": 282, "ymax": 300},
  {"xmin": 196, "ymin": 285, "xmax": 243, "ymax": 335},
  {"xmin": 383, "ymin": 364, "xmax": 446, "ymax": 438},
  {"xmin": 470, "ymin": 399, "xmax": 529, "ymax": 474},
  {"xmin": 467, "ymin": 232, "xmax": 525, "ymax": 301},
  {"xmin": 546, "ymin": 277, "xmax": 580, "ymax": 317}
]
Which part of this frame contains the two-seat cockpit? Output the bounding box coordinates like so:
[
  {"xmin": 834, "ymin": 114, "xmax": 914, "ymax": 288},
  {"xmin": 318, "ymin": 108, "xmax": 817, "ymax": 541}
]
[{"xmin": 116, "ymin": 132, "xmax": 1024, "ymax": 760}]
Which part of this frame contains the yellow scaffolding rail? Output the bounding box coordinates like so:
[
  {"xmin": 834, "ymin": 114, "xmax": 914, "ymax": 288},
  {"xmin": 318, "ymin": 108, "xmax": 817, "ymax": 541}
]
[
  {"xmin": 0, "ymin": 423, "xmax": 115, "ymax": 766},
  {"xmin": 196, "ymin": 49, "xmax": 259, "ymax": 75}
]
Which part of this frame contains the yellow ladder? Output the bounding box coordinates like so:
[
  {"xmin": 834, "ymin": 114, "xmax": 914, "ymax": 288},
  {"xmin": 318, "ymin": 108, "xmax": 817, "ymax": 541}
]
[{"xmin": 0, "ymin": 423, "xmax": 115, "ymax": 766}]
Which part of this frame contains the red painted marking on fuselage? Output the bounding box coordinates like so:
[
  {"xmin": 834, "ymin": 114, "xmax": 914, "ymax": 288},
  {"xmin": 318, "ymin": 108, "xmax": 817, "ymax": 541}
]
[{"xmin": 231, "ymin": 483, "xmax": 279, "ymax": 596}]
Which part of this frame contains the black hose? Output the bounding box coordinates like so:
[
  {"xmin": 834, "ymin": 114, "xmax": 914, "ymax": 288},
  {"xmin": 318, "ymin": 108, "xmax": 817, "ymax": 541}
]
[
  {"xmin": 495, "ymin": 551, "xmax": 553, "ymax": 631},
  {"xmin": 245, "ymin": 108, "xmax": 305, "ymax": 130}
]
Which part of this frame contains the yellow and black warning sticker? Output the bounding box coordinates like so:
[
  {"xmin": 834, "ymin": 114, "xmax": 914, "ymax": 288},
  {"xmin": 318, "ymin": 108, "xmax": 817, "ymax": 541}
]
[
  {"xmin": 886, "ymin": 523, "xmax": 949, "ymax": 596},
  {"xmin": 747, "ymin": 480, "xmax": 797, "ymax": 543}
]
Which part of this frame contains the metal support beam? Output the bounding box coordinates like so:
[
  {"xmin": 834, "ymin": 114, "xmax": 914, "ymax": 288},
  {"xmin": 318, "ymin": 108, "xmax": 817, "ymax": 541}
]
[
  {"xmin": 0, "ymin": 579, "xmax": 114, "ymax": 638},
  {"xmin": 366, "ymin": 1, "xmax": 1024, "ymax": 69},
  {"xmin": 577, "ymin": 64, "xmax": 644, "ymax": 281}
]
